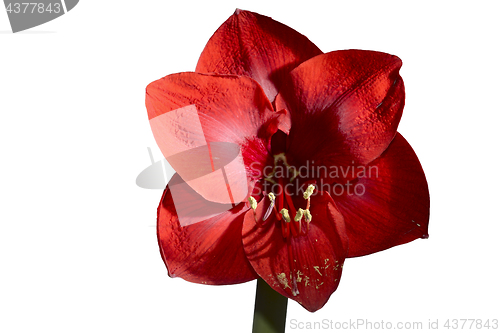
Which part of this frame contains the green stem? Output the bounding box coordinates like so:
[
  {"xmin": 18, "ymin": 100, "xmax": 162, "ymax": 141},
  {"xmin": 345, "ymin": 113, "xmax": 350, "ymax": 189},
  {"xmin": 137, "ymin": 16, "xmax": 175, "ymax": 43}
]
[{"xmin": 252, "ymin": 278, "xmax": 288, "ymax": 333}]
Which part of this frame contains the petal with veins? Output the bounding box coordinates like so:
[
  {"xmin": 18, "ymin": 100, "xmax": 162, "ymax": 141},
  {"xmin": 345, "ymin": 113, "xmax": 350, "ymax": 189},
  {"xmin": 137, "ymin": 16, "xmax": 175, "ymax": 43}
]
[
  {"xmin": 158, "ymin": 174, "xmax": 258, "ymax": 284},
  {"xmin": 242, "ymin": 192, "xmax": 348, "ymax": 312},
  {"xmin": 332, "ymin": 133, "xmax": 430, "ymax": 257},
  {"xmin": 276, "ymin": 50, "xmax": 404, "ymax": 182},
  {"xmin": 196, "ymin": 9, "xmax": 322, "ymax": 103},
  {"xmin": 146, "ymin": 72, "xmax": 285, "ymax": 204}
]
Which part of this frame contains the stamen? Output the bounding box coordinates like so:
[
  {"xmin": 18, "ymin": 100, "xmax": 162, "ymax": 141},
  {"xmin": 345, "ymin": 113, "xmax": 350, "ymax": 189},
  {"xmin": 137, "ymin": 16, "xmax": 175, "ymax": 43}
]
[
  {"xmin": 248, "ymin": 196, "xmax": 257, "ymax": 211},
  {"xmin": 303, "ymin": 209, "xmax": 312, "ymax": 222},
  {"xmin": 294, "ymin": 208, "xmax": 304, "ymax": 221},
  {"xmin": 281, "ymin": 215, "xmax": 289, "ymax": 239},
  {"xmin": 263, "ymin": 193, "xmax": 276, "ymax": 221},
  {"xmin": 279, "ymin": 208, "xmax": 291, "ymax": 223},
  {"xmin": 303, "ymin": 184, "xmax": 316, "ymax": 200},
  {"xmin": 303, "ymin": 209, "xmax": 312, "ymax": 232},
  {"xmin": 294, "ymin": 208, "xmax": 304, "ymax": 235},
  {"xmin": 248, "ymin": 196, "xmax": 258, "ymax": 223}
]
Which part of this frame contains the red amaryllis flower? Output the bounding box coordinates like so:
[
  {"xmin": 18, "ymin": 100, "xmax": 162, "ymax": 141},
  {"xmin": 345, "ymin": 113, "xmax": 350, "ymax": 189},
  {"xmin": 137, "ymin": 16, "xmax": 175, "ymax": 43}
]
[{"xmin": 146, "ymin": 9, "xmax": 429, "ymax": 312}]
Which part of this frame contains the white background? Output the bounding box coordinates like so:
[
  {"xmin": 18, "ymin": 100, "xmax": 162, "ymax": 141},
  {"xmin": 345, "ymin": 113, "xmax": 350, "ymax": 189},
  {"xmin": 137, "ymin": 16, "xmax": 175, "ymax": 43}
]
[{"xmin": 1, "ymin": 1, "xmax": 499, "ymax": 332}]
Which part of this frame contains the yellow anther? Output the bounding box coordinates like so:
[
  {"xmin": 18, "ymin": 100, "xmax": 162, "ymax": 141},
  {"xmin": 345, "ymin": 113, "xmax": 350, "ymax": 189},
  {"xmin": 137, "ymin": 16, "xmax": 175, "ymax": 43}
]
[
  {"xmin": 304, "ymin": 209, "xmax": 312, "ymax": 222},
  {"xmin": 279, "ymin": 208, "xmax": 291, "ymax": 223},
  {"xmin": 248, "ymin": 196, "xmax": 257, "ymax": 211},
  {"xmin": 294, "ymin": 208, "xmax": 305, "ymax": 222},
  {"xmin": 303, "ymin": 184, "xmax": 316, "ymax": 200},
  {"xmin": 268, "ymin": 192, "xmax": 276, "ymax": 202}
]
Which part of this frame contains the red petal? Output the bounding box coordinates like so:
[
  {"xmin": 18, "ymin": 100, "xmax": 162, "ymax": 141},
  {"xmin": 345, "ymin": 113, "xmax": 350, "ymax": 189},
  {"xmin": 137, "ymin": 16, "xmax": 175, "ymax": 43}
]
[
  {"xmin": 242, "ymin": 192, "xmax": 348, "ymax": 312},
  {"xmin": 158, "ymin": 174, "xmax": 258, "ymax": 284},
  {"xmin": 331, "ymin": 133, "xmax": 430, "ymax": 257},
  {"xmin": 275, "ymin": 50, "xmax": 405, "ymax": 180},
  {"xmin": 146, "ymin": 72, "xmax": 284, "ymax": 204},
  {"xmin": 196, "ymin": 9, "xmax": 322, "ymax": 103}
]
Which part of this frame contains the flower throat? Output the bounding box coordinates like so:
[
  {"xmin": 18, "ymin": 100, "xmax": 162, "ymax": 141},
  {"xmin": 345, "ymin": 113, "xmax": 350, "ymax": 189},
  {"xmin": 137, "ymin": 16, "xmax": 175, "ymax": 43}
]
[{"xmin": 248, "ymin": 153, "xmax": 317, "ymax": 297}]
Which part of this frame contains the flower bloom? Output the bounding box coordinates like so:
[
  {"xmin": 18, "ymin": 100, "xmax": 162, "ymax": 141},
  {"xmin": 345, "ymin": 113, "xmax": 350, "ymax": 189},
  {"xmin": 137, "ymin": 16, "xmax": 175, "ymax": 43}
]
[{"xmin": 146, "ymin": 9, "xmax": 430, "ymax": 312}]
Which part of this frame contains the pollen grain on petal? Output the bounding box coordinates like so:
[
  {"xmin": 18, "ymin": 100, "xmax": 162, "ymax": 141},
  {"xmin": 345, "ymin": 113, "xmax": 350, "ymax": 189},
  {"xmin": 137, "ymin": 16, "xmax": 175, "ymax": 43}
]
[{"xmin": 277, "ymin": 272, "xmax": 291, "ymax": 290}]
